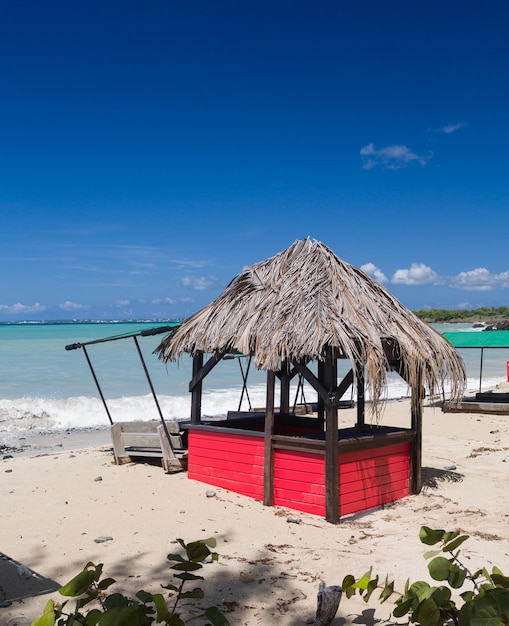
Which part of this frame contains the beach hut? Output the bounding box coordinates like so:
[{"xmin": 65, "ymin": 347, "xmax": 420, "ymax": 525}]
[{"xmin": 155, "ymin": 239, "xmax": 466, "ymax": 523}]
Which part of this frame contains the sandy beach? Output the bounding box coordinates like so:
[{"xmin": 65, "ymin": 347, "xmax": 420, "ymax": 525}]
[{"xmin": 1, "ymin": 389, "xmax": 509, "ymax": 626}]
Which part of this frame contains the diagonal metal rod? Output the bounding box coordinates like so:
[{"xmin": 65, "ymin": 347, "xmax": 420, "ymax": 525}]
[
  {"xmin": 132, "ymin": 335, "xmax": 173, "ymax": 444},
  {"xmin": 238, "ymin": 355, "xmax": 253, "ymax": 411},
  {"xmin": 82, "ymin": 345, "xmax": 113, "ymax": 425}
]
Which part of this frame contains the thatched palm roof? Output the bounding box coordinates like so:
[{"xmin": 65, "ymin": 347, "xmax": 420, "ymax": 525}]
[{"xmin": 155, "ymin": 239, "xmax": 466, "ymax": 406}]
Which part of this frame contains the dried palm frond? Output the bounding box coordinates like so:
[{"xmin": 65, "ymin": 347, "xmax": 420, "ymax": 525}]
[{"xmin": 155, "ymin": 239, "xmax": 466, "ymax": 411}]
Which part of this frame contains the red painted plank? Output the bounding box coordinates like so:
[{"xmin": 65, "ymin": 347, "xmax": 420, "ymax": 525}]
[
  {"xmin": 188, "ymin": 471, "xmax": 264, "ymax": 500},
  {"xmin": 274, "ymin": 499, "xmax": 325, "ymax": 517},
  {"xmin": 273, "ymin": 449, "xmax": 326, "ymax": 515},
  {"xmin": 188, "ymin": 430, "xmax": 265, "ymax": 501},
  {"xmin": 338, "ymin": 442, "xmax": 411, "ymax": 516},
  {"xmin": 340, "ymin": 462, "xmax": 410, "ymax": 491},
  {"xmin": 341, "ymin": 485, "xmax": 410, "ymax": 516},
  {"xmin": 340, "ymin": 442, "xmax": 410, "ymax": 463},
  {"xmin": 187, "ymin": 430, "xmax": 412, "ymax": 519}
]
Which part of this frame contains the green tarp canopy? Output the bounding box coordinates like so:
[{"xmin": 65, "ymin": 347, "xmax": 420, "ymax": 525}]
[{"xmin": 443, "ymin": 331, "xmax": 509, "ymax": 348}]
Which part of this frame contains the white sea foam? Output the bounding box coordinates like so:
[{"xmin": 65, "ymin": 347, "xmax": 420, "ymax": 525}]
[
  {"xmin": 2, "ymin": 373, "xmax": 504, "ymax": 445},
  {"xmin": 1, "ymin": 321, "xmax": 508, "ymax": 443}
]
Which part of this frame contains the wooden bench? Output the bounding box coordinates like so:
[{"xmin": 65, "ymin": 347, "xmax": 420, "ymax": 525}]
[{"xmin": 110, "ymin": 420, "xmax": 188, "ymax": 473}]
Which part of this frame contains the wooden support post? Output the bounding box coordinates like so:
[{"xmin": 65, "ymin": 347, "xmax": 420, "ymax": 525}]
[
  {"xmin": 190, "ymin": 352, "xmax": 204, "ymax": 424},
  {"xmin": 356, "ymin": 367, "xmax": 365, "ymax": 428},
  {"xmin": 317, "ymin": 360, "xmax": 325, "ymax": 426},
  {"xmin": 280, "ymin": 359, "xmax": 291, "ymax": 415},
  {"xmin": 324, "ymin": 348, "xmax": 339, "ymax": 523},
  {"xmin": 264, "ymin": 369, "xmax": 276, "ymax": 506},
  {"xmin": 410, "ymin": 370, "xmax": 423, "ymax": 494}
]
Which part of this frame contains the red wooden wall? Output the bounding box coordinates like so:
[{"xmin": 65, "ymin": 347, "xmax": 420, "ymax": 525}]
[
  {"xmin": 338, "ymin": 443, "xmax": 410, "ymax": 516},
  {"xmin": 188, "ymin": 430, "xmax": 410, "ymax": 519},
  {"xmin": 188, "ymin": 430, "xmax": 264, "ymax": 500},
  {"xmin": 273, "ymin": 450, "xmax": 326, "ymax": 516}
]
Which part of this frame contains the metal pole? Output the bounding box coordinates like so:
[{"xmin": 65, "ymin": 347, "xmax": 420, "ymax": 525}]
[
  {"xmin": 479, "ymin": 348, "xmax": 484, "ymax": 393},
  {"xmin": 82, "ymin": 345, "xmax": 114, "ymax": 425},
  {"xmin": 238, "ymin": 356, "xmax": 253, "ymax": 411},
  {"xmin": 132, "ymin": 336, "xmax": 173, "ymax": 444}
]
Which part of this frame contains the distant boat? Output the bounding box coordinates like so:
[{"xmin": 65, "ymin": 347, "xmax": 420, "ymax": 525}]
[{"xmin": 472, "ymin": 322, "xmax": 488, "ymax": 329}]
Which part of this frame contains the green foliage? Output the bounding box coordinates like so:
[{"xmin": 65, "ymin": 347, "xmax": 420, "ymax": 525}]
[
  {"xmin": 32, "ymin": 538, "xmax": 230, "ymax": 626},
  {"xmin": 413, "ymin": 307, "xmax": 509, "ymax": 323},
  {"xmin": 342, "ymin": 527, "xmax": 509, "ymax": 626}
]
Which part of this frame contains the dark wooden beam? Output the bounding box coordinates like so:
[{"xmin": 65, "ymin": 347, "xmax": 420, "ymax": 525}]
[
  {"xmin": 190, "ymin": 352, "xmax": 204, "ymax": 424},
  {"xmin": 324, "ymin": 348, "xmax": 340, "ymax": 523},
  {"xmin": 410, "ymin": 370, "xmax": 423, "ymax": 494},
  {"xmin": 356, "ymin": 367, "xmax": 365, "ymax": 428},
  {"xmin": 317, "ymin": 360, "xmax": 325, "ymax": 425},
  {"xmin": 336, "ymin": 369, "xmax": 354, "ymax": 402},
  {"xmin": 280, "ymin": 359, "xmax": 291, "ymax": 415},
  {"xmin": 294, "ymin": 363, "xmax": 352, "ymax": 408},
  {"xmin": 189, "ymin": 351, "xmax": 226, "ymax": 391},
  {"xmin": 263, "ymin": 369, "xmax": 276, "ymax": 507},
  {"xmin": 294, "ymin": 362, "xmax": 329, "ymax": 403}
]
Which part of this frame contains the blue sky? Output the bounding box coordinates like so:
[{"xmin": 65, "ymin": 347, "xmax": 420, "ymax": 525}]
[{"xmin": 1, "ymin": 0, "xmax": 508, "ymax": 321}]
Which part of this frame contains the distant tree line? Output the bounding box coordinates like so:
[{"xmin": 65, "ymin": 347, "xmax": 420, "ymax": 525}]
[{"xmin": 413, "ymin": 306, "xmax": 509, "ymax": 322}]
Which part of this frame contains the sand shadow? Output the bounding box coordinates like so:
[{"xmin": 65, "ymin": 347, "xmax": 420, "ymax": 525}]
[
  {"xmin": 0, "ymin": 552, "xmax": 60, "ymax": 606},
  {"xmin": 422, "ymin": 466, "xmax": 464, "ymax": 490}
]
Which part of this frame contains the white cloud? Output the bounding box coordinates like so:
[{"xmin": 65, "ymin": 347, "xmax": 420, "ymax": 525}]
[
  {"xmin": 151, "ymin": 297, "xmax": 176, "ymax": 305},
  {"xmin": 442, "ymin": 122, "xmax": 464, "ymax": 134},
  {"xmin": 392, "ymin": 263, "xmax": 441, "ymax": 286},
  {"xmin": 360, "ymin": 143, "xmax": 432, "ymax": 170},
  {"xmin": 59, "ymin": 301, "xmax": 88, "ymax": 311},
  {"xmin": 360, "ymin": 262, "xmax": 388, "ymax": 283},
  {"xmin": 115, "ymin": 299, "xmax": 130, "ymax": 307},
  {"xmin": 0, "ymin": 302, "xmax": 46, "ymax": 314},
  {"xmin": 181, "ymin": 276, "xmax": 217, "ymax": 291},
  {"xmin": 451, "ymin": 268, "xmax": 509, "ymax": 291}
]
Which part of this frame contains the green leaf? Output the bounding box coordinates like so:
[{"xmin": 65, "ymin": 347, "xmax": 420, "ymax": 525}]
[
  {"xmin": 364, "ymin": 576, "xmax": 379, "ymax": 602},
  {"xmin": 491, "ymin": 574, "xmax": 509, "ymax": 589},
  {"xmin": 423, "ymin": 549, "xmax": 442, "ymax": 560},
  {"xmin": 420, "ymin": 527, "xmax": 446, "ymax": 546},
  {"xmin": 351, "ymin": 572, "xmax": 372, "ymax": 591},
  {"xmin": 60, "ymin": 569, "xmax": 99, "ymax": 597},
  {"xmin": 84, "ymin": 609, "xmax": 103, "ymax": 626},
  {"xmin": 407, "ymin": 580, "xmax": 433, "ymax": 602},
  {"xmin": 185, "ymin": 541, "xmax": 212, "ymax": 563},
  {"xmin": 443, "ymin": 535, "xmax": 469, "ymax": 553},
  {"xmin": 167, "ymin": 554, "xmax": 185, "ymax": 563},
  {"xmin": 174, "ymin": 572, "xmax": 204, "ymax": 582},
  {"xmin": 167, "ymin": 615, "xmax": 186, "ymax": 626},
  {"xmin": 203, "ymin": 606, "xmax": 230, "ymax": 626},
  {"xmin": 180, "ymin": 588, "xmax": 205, "ymax": 599},
  {"xmin": 172, "ymin": 561, "xmax": 203, "ymax": 572},
  {"xmin": 429, "ymin": 557, "xmax": 454, "ymax": 582},
  {"xmin": 151, "ymin": 592, "xmax": 170, "ymax": 622},
  {"xmin": 379, "ymin": 580, "xmax": 394, "ymax": 603},
  {"xmin": 458, "ymin": 588, "xmax": 509, "ymax": 626},
  {"xmin": 103, "ymin": 593, "xmax": 129, "ymax": 609},
  {"xmin": 98, "ymin": 606, "xmax": 139, "ymax": 626},
  {"xmin": 442, "ymin": 530, "xmax": 460, "ymax": 544},
  {"xmin": 135, "ymin": 590, "xmax": 152, "ymax": 603},
  {"xmin": 412, "ymin": 597, "xmax": 442, "ymax": 626},
  {"xmin": 393, "ymin": 598, "xmax": 414, "ymax": 617},
  {"xmin": 97, "ymin": 578, "xmax": 116, "ymax": 591},
  {"xmin": 32, "ymin": 600, "xmax": 56, "ymax": 626}
]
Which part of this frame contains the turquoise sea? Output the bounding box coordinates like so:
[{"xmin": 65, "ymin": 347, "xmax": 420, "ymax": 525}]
[{"xmin": 1, "ymin": 321, "xmax": 508, "ymax": 443}]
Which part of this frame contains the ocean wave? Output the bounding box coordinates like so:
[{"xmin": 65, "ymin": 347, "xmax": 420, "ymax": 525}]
[{"xmin": 0, "ymin": 373, "xmax": 504, "ymax": 445}]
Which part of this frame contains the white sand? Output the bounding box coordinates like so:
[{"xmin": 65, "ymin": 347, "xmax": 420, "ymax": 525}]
[{"xmin": 1, "ymin": 390, "xmax": 509, "ymax": 625}]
